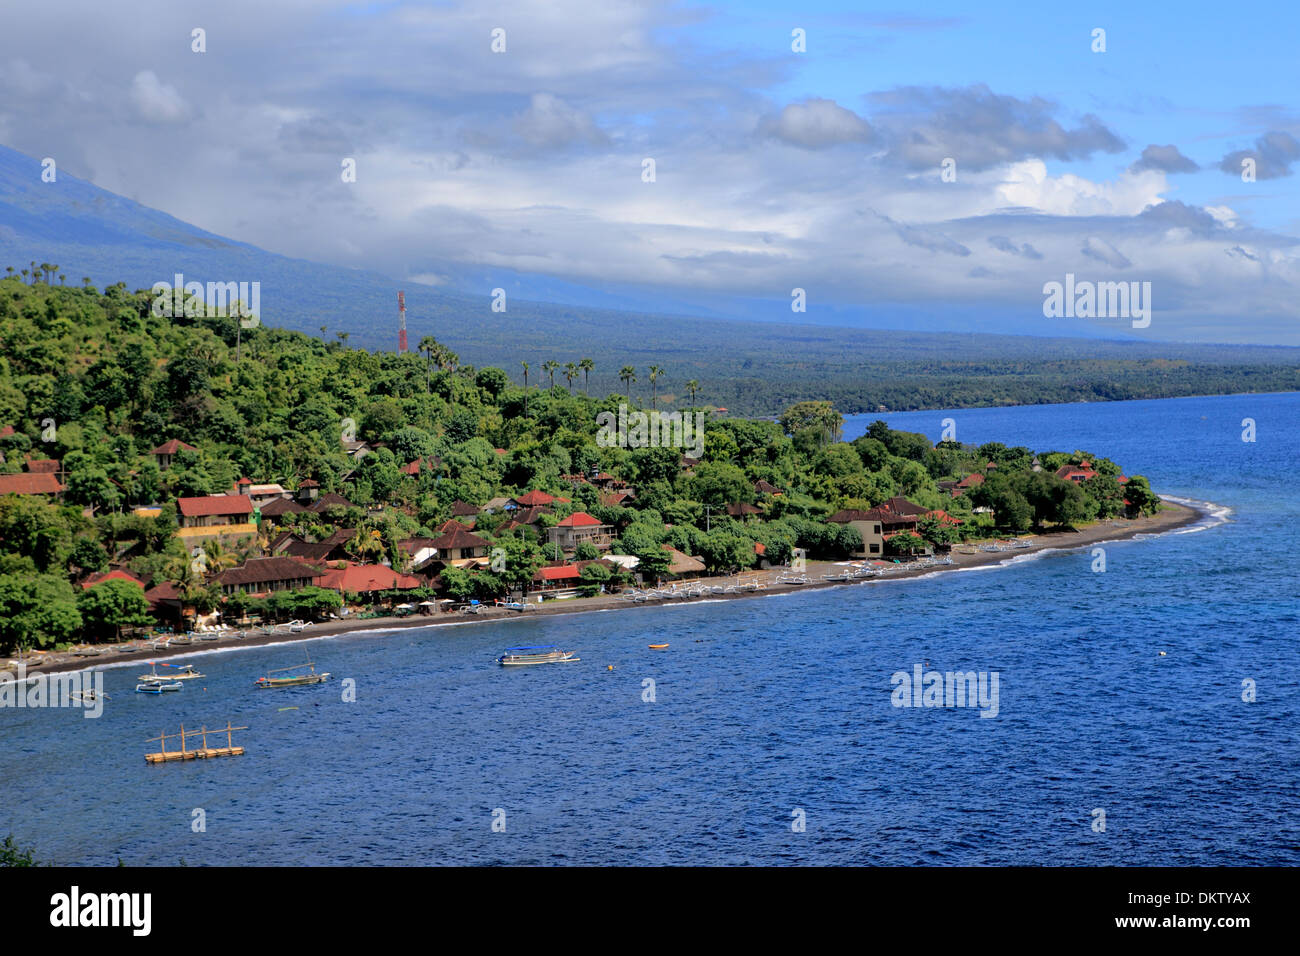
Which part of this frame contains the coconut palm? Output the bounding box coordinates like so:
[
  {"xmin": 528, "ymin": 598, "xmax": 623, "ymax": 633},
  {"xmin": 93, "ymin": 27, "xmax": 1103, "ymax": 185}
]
[
  {"xmin": 619, "ymin": 366, "xmax": 636, "ymax": 404},
  {"xmin": 647, "ymin": 365, "xmax": 664, "ymax": 411},
  {"xmin": 579, "ymin": 357, "xmax": 594, "ymax": 395},
  {"xmin": 563, "ymin": 362, "xmax": 578, "ymax": 392}
]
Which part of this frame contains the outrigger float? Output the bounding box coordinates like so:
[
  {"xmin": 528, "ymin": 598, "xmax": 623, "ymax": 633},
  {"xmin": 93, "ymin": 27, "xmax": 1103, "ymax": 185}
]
[{"xmin": 145, "ymin": 722, "xmax": 247, "ymax": 764}]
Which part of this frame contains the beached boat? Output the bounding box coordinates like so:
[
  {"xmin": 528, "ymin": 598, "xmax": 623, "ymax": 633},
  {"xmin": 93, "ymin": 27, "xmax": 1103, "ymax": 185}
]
[
  {"xmin": 496, "ymin": 645, "xmax": 579, "ymax": 666},
  {"xmin": 255, "ymin": 660, "xmax": 330, "ymax": 688},
  {"xmin": 136, "ymin": 682, "xmax": 183, "ymax": 694},
  {"xmin": 138, "ymin": 662, "xmax": 205, "ymax": 683}
]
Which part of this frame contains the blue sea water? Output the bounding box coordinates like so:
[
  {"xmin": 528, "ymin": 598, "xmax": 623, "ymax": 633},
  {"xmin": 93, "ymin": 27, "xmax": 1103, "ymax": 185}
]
[{"xmin": 2, "ymin": 392, "xmax": 1297, "ymax": 866}]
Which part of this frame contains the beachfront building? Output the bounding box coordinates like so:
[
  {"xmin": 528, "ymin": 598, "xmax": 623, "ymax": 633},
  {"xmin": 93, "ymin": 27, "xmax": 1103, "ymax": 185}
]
[
  {"xmin": 828, "ymin": 509, "xmax": 885, "ymax": 557},
  {"xmin": 1055, "ymin": 461, "xmax": 1098, "ymax": 483},
  {"xmin": 175, "ymin": 494, "xmax": 257, "ymax": 544},
  {"xmin": 314, "ymin": 561, "xmax": 421, "ymax": 596},
  {"xmin": 428, "ymin": 526, "xmax": 492, "ymax": 564},
  {"xmin": 213, "ymin": 556, "xmax": 321, "ymax": 596},
  {"xmin": 547, "ymin": 512, "xmax": 613, "ymax": 552}
]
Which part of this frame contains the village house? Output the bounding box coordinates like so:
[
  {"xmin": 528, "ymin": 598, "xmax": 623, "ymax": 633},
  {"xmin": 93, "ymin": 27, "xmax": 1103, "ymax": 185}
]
[
  {"xmin": 1055, "ymin": 461, "xmax": 1098, "ymax": 483},
  {"xmin": 80, "ymin": 569, "xmax": 148, "ymax": 591},
  {"xmin": 428, "ymin": 526, "xmax": 492, "ymax": 565},
  {"xmin": 214, "ymin": 556, "xmax": 321, "ymax": 596},
  {"xmin": 175, "ymin": 495, "xmax": 257, "ymax": 544},
  {"xmin": 232, "ymin": 477, "xmax": 291, "ymax": 509},
  {"xmin": 314, "ymin": 561, "xmax": 421, "ymax": 596},
  {"xmin": 149, "ymin": 439, "xmax": 197, "ymax": 470},
  {"xmin": 828, "ymin": 509, "xmax": 885, "ymax": 557},
  {"xmin": 547, "ymin": 512, "xmax": 613, "ymax": 552},
  {"xmin": 952, "ymin": 473, "xmax": 985, "ymax": 496}
]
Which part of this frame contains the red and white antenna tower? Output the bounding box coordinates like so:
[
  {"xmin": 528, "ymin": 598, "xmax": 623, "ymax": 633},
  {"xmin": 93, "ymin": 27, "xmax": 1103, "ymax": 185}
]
[{"xmin": 397, "ymin": 290, "xmax": 407, "ymax": 353}]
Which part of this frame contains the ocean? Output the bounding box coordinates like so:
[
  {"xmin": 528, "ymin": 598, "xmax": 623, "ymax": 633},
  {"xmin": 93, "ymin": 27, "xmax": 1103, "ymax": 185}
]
[{"xmin": 2, "ymin": 391, "xmax": 1297, "ymax": 865}]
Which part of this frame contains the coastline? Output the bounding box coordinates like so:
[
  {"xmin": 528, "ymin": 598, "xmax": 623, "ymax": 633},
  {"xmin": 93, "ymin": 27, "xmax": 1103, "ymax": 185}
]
[{"xmin": 13, "ymin": 498, "xmax": 1211, "ymax": 679}]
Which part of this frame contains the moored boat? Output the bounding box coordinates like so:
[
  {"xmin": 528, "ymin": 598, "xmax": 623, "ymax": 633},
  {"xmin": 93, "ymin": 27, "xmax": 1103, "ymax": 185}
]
[
  {"xmin": 136, "ymin": 682, "xmax": 183, "ymax": 694},
  {"xmin": 496, "ymin": 645, "xmax": 579, "ymax": 666},
  {"xmin": 255, "ymin": 660, "xmax": 330, "ymax": 688},
  {"xmin": 137, "ymin": 662, "xmax": 205, "ymax": 683}
]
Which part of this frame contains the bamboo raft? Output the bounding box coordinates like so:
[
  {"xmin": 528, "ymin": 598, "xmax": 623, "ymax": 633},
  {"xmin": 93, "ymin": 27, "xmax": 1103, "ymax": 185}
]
[{"xmin": 145, "ymin": 722, "xmax": 248, "ymax": 764}]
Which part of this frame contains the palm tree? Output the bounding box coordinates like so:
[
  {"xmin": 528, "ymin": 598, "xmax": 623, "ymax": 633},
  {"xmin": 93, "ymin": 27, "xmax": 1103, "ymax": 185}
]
[
  {"xmin": 58, "ymin": 274, "xmax": 65, "ymax": 286},
  {"xmin": 579, "ymin": 357, "xmax": 594, "ymax": 395},
  {"xmin": 543, "ymin": 360, "xmax": 559, "ymax": 389},
  {"xmin": 619, "ymin": 366, "xmax": 636, "ymax": 404},
  {"xmin": 82, "ymin": 277, "xmax": 92, "ymax": 288},
  {"xmin": 647, "ymin": 365, "xmax": 663, "ymax": 411},
  {"xmin": 336, "ymin": 331, "xmax": 350, "ymax": 346},
  {"xmin": 685, "ymin": 379, "xmax": 700, "ymax": 405},
  {"xmin": 563, "ymin": 361, "xmax": 578, "ymax": 392},
  {"xmin": 520, "ymin": 361, "xmax": 531, "ymax": 417},
  {"xmin": 418, "ymin": 335, "xmax": 437, "ymax": 391}
]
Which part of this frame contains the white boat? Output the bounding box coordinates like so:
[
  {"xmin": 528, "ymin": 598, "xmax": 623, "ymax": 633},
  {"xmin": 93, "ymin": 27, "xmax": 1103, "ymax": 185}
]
[
  {"xmin": 136, "ymin": 682, "xmax": 183, "ymax": 694},
  {"xmin": 496, "ymin": 645, "xmax": 579, "ymax": 666}
]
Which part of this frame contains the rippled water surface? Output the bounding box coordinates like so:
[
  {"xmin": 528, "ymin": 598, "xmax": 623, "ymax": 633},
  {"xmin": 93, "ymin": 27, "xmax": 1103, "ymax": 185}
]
[{"xmin": 2, "ymin": 392, "xmax": 1297, "ymax": 864}]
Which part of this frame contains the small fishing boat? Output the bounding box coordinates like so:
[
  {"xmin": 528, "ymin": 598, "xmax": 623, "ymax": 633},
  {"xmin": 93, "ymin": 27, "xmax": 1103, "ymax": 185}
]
[
  {"xmin": 138, "ymin": 662, "xmax": 205, "ymax": 683},
  {"xmin": 648, "ymin": 643, "xmax": 670, "ymax": 650},
  {"xmin": 136, "ymin": 682, "xmax": 183, "ymax": 694},
  {"xmin": 255, "ymin": 660, "xmax": 330, "ymax": 688},
  {"xmin": 496, "ymin": 645, "xmax": 579, "ymax": 666},
  {"xmin": 71, "ymin": 689, "xmax": 110, "ymax": 703}
]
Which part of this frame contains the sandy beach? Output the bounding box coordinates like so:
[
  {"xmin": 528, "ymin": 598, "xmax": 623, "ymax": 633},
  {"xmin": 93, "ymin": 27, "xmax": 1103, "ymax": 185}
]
[{"xmin": 11, "ymin": 499, "xmax": 1206, "ymax": 678}]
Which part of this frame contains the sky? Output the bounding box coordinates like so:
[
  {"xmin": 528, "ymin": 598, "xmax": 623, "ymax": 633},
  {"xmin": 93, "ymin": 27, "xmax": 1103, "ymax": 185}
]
[{"xmin": 1, "ymin": 0, "xmax": 1298, "ymax": 343}]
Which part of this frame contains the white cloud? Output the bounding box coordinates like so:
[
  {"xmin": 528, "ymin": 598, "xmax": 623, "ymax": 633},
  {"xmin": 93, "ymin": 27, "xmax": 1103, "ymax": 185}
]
[{"xmin": 129, "ymin": 70, "xmax": 189, "ymax": 125}]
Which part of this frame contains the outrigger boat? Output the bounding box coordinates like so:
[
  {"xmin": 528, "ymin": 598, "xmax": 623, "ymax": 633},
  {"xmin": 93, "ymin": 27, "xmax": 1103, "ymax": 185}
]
[
  {"xmin": 137, "ymin": 662, "xmax": 205, "ymax": 683},
  {"xmin": 255, "ymin": 660, "xmax": 330, "ymax": 688},
  {"xmin": 136, "ymin": 682, "xmax": 183, "ymax": 694},
  {"xmin": 496, "ymin": 645, "xmax": 579, "ymax": 666}
]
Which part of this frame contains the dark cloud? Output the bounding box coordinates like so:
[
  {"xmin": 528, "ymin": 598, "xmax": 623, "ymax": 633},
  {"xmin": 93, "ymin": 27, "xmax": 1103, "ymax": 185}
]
[
  {"xmin": 869, "ymin": 83, "xmax": 1125, "ymax": 170},
  {"xmin": 1137, "ymin": 200, "xmax": 1221, "ymax": 233},
  {"xmin": 1218, "ymin": 131, "xmax": 1300, "ymax": 179},
  {"xmin": 1080, "ymin": 237, "xmax": 1131, "ymax": 269},
  {"xmin": 1130, "ymin": 143, "xmax": 1198, "ymax": 173},
  {"xmin": 762, "ymin": 98, "xmax": 872, "ymax": 149},
  {"xmin": 987, "ymin": 235, "xmax": 1042, "ymax": 259}
]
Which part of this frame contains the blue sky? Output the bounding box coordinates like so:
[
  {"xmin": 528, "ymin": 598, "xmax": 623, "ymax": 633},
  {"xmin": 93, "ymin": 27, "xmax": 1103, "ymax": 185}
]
[{"xmin": 1, "ymin": 0, "xmax": 1297, "ymax": 343}]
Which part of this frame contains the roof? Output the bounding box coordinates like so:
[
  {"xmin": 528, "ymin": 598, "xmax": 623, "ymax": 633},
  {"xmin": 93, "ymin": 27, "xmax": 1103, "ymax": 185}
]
[
  {"xmin": 149, "ymin": 439, "xmax": 197, "ymax": 455},
  {"xmin": 535, "ymin": 564, "xmax": 583, "ymax": 581},
  {"xmin": 754, "ymin": 480, "xmax": 781, "ymax": 495},
  {"xmin": 80, "ymin": 569, "xmax": 147, "ymax": 590},
  {"xmin": 215, "ymin": 557, "xmax": 321, "ymax": 586},
  {"xmin": 955, "ymin": 473, "xmax": 985, "ymax": 489},
  {"xmin": 315, "ymin": 562, "xmax": 421, "ymax": 593},
  {"xmin": 879, "ymin": 496, "xmax": 928, "ymax": 516},
  {"xmin": 311, "ymin": 492, "xmax": 355, "ymax": 511},
  {"xmin": 428, "ymin": 526, "xmax": 491, "ymax": 551},
  {"xmin": 828, "ymin": 509, "xmax": 881, "ymax": 523},
  {"xmin": 449, "ymin": 500, "xmax": 479, "ymax": 516},
  {"xmin": 24, "ymin": 459, "xmax": 59, "ymax": 473},
  {"xmin": 259, "ymin": 497, "xmax": 307, "ymax": 516},
  {"xmin": 298, "ymin": 479, "xmax": 320, "ymax": 488},
  {"xmin": 725, "ymin": 502, "xmax": 762, "ymax": 516},
  {"xmin": 555, "ymin": 511, "xmax": 604, "ymax": 527},
  {"xmin": 176, "ymin": 495, "xmax": 253, "ymax": 517},
  {"xmin": 144, "ymin": 581, "xmax": 182, "ymax": 604},
  {"xmin": 926, "ymin": 509, "xmax": 964, "ymax": 526},
  {"xmin": 0, "ymin": 472, "xmax": 64, "ymax": 495},
  {"xmin": 513, "ymin": 490, "xmax": 555, "ymax": 507},
  {"xmin": 401, "ymin": 457, "xmax": 437, "ymax": 476},
  {"xmin": 434, "ymin": 518, "xmax": 473, "ymax": 534},
  {"xmin": 662, "ymin": 546, "xmax": 706, "ymax": 575}
]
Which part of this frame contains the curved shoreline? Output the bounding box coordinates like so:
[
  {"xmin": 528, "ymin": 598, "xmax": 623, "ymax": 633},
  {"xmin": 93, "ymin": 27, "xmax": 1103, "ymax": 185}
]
[{"xmin": 12, "ymin": 497, "xmax": 1214, "ymax": 679}]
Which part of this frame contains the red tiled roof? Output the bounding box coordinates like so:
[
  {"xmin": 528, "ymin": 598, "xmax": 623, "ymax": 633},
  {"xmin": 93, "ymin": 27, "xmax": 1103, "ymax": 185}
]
[
  {"xmin": 926, "ymin": 509, "xmax": 964, "ymax": 526},
  {"xmin": 315, "ymin": 562, "xmax": 420, "ymax": 593},
  {"xmin": 555, "ymin": 511, "xmax": 603, "ymax": 527},
  {"xmin": 513, "ymin": 490, "xmax": 555, "ymax": 507},
  {"xmin": 535, "ymin": 564, "xmax": 582, "ymax": 581},
  {"xmin": 298, "ymin": 479, "xmax": 319, "ymax": 487},
  {"xmin": 80, "ymin": 569, "xmax": 147, "ymax": 590},
  {"xmin": 435, "ymin": 518, "xmax": 473, "ymax": 534},
  {"xmin": 0, "ymin": 472, "xmax": 64, "ymax": 495},
  {"xmin": 955, "ymin": 473, "xmax": 985, "ymax": 489},
  {"xmin": 149, "ymin": 439, "xmax": 197, "ymax": 455},
  {"xmin": 176, "ymin": 495, "xmax": 253, "ymax": 517},
  {"xmin": 24, "ymin": 459, "xmax": 59, "ymax": 473},
  {"xmin": 0, "ymin": 425, "xmax": 13, "ymax": 438},
  {"xmin": 449, "ymin": 500, "xmax": 479, "ymax": 516}
]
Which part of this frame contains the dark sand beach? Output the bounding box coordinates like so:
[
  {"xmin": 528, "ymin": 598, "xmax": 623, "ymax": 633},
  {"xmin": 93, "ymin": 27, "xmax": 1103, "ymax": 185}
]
[{"xmin": 11, "ymin": 500, "xmax": 1205, "ymax": 678}]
